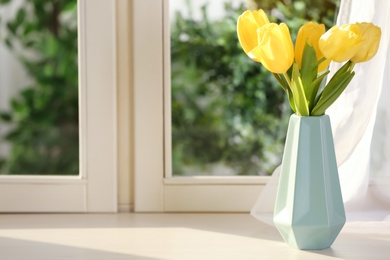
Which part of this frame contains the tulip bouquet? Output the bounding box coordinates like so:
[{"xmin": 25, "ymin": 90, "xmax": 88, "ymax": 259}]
[{"xmin": 237, "ymin": 10, "xmax": 381, "ymax": 116}]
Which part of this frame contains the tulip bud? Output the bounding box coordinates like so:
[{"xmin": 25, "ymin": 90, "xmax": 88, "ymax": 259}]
[
  {"xmin": 237, "ymin": 9, "xmax": 270, "ymax": 62},
  {"xmin": 350, "ymin": 22, "xmax": 381, "ymax": 63},
  {"xmin": 319, "ymin": 24, "xmax": 362, "ymax": 63},
  {"xmin": 295, "ymin": 22, "xmax": 331, "ymax": 72},
  {"xmin": 249, "ymin": 23, "xmax": 294, "ymax": 74}
]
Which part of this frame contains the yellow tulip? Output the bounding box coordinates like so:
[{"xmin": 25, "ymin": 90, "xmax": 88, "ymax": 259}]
[
  {"xmin": 319, "ymin": 24, "xmax": 362, "ymax": 63},
  {"xmin": 248, "ymin": 23, "xmax": 294, "ymax": 74},
  {"xmin": 350, "ymin": 22, "xmax": 381, "ymax": 63},
  {"xmin": 295, "ymin": 22, "xmax": 331, "ymax": 72},
  {"xmin": 237, "ymin": 9, "xmax": 270, "ymax": 62}
]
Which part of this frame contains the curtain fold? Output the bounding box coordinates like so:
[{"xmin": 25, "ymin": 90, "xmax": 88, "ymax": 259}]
[{"xmin": 251, "ymin": 0, "xmax": 390, "ymax": 223}]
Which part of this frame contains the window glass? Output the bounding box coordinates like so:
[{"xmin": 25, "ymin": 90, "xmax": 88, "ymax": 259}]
[
  {"xmin": 170, "ymin": 0, "xmax": 339, "ymax": 176},
  {"xmin": 0, "ymin": 0, "xmax": 78, "ymax": 175}
]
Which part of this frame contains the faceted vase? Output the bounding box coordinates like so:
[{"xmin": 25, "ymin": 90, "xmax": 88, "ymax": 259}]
[{"xmin": 273, "ymin": 114, "xmax": 346, "ymax": 250}]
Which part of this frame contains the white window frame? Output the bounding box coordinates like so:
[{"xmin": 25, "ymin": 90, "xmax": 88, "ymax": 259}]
[
  {"xmin": 0, "ymin": 0, "xmax": 118, "ymax": 212},
  {"xmin": 133, "ymin": 0, "xmax": 269, "ymax": 212}
]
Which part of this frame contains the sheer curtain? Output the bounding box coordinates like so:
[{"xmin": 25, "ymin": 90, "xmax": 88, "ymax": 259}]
[{"xmin": 252, "ymin": 0, "xmax": 390, "ymax": 224}]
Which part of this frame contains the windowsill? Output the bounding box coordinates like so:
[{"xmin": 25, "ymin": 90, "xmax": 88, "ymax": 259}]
[
  {"xmin": 163, "ymin": 176, "xmax": 270, "ymax": 185},
  {"xmin": 0, "ymin": 213, "xmax": 389, "ymax": 259}
]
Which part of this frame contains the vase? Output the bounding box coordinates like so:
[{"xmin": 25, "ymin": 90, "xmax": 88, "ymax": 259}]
[{"xmin": 273, "ymin": 114, "xmax": 346, "ymax": 250}]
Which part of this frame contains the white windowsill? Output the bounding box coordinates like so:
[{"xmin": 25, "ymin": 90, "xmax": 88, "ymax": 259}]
[
  {"xmin": 0, "ymin": 175, "xmax": 85, "ymax": 184},
  {"xmin": 0, "ymin": 213, "xmax": 389, "ymax": 259},
  {"xmin": 163, "ymin": 176, "xmax": 270, "ymax": 185}
]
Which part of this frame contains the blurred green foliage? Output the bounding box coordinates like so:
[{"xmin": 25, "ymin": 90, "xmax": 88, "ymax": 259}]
[
  {"xmin": 248, "ymin": 0, "xmax": 338, "ymax": 29},
  {"xmin": 0, "ymin": 0, "xmax": 78, "ymax": 175},
  {"xmin": 171, "ymin": 0, "xmax": 338, "ymax": 176}
]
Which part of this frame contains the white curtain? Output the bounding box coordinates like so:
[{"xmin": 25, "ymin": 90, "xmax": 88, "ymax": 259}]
[{"xmin": 252, "ymin": 0, "xmax": 390, "ymax": 224}]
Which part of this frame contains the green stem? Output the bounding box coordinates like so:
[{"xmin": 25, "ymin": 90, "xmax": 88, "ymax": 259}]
[
  {"xmin": 283, "ymin": 72, "xmax": 292, "ymax": 89},
  {"xmin": 348, "ymin": 61, "xmax": 356, "ymax": 72},
  {"xmin": 318, "ymin": 57, "xmax": 326, "ymax": 65}
]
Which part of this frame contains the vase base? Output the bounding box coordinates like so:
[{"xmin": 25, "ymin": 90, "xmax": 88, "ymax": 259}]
[{"xmin": 275, "ymin": 217, "xmax": 345, "ymax": 250}]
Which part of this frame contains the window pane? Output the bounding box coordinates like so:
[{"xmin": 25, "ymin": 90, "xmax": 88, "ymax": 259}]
[
  {"xmin": 170, "ymin": 0, "xmax": 338, "ymax": 176},
  {"xmin": 0, "ymin": 0, "xmax": 78, "ymax": 175}
]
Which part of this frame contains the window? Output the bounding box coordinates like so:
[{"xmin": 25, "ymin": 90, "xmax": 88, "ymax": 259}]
[
  {"xmin": 0, "ymin": 0, "xmax": 117, "ymax": 212},
  {"xmin": 0, "ymin": 0, "xmax": 79, "ymax": 176},
  {"xmin": 133, "ymin": 0, "xmax": 267, "ymax": 212},
  {"xmin": 169, "ymin": 0, "xmax": 288, "ymax": 177},
  {"xmin": 133, "ymin": 0, "xmax": 339, "ymax": 212}
]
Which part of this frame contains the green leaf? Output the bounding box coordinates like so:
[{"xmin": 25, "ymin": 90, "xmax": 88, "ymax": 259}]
[
  {"xmin": 273, "ymin": 73, "xmax": 296, "ymax": 113},
  {"xmin": 312, "ymin": 61, "xmax": 352, "ymax": 106},
  {"xmin": 301, "ymin": 43, "xmax": 318, "ymax": 91},
  {"xmin": 63, "ymin": 2, "xmax": 77, "ymax": 12},
  {"xmin": 286, "ymin": 85, "xmax": 296, "ymax": 113},
  {"xmin": 5, "ymin": 38, "xmax": 13, "ymax": 48},
  {"xmin": 16, "ymin": 9, "xmax": 25, "ymax": 27},
  {"xmin": 327, "ymin": 60, "xmax": 353, "ymax": 83},
  {"xmin": 273, "ymin": 73, "xmax": 288, "ymax": 93},
  {"xmin": 311, "ymin": 70, "xmax": 355, "ymax": 116},
  {"xmin": 290, "ymin": 63, "xmax": 309, "ymax": 116},
  {"xmin": 300, "ymin": 43, "xmax": 320, "ymax": 113},
  {"xmin": 0, "ymin": 0, "xmax": 12, "ymax": 4},
  {"xmin": 6, "ymin": 21, "xmax": 16, "ymax": 35},
  {"xmin": 309, "ymin": 70, "xmax": 329, "ymax": 110},
  {"xmin": 0, "ymin": 112, "xmax": 12, "ymax": 122}
]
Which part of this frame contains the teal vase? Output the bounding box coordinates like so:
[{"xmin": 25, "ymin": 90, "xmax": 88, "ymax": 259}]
[{"xmin": 273, "ymin": 114, "xmax": 346, "ymax": 250}]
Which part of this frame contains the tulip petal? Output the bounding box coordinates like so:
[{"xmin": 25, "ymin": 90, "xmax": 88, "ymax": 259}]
[
  {"xmin": 319, "ymin": 24, "xmax": 362, "ymax": 63},
  {"xmin": 295, "ymin": 22, "xmax": 327, "ymax": 72},
  {"xmin": 318, "ymin": 58, "xmax": 331, "ymax": 72},
  {"xmin": 350, "ymin": 22, "xmax": 381, "ymax": 62},
  {"xmin": 237, "ymin": 9, "xmax": 270, "ymax": 62},
  {"xmin": 252, "ymin": 23, "xmax": 294, "ymax": 74}
]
